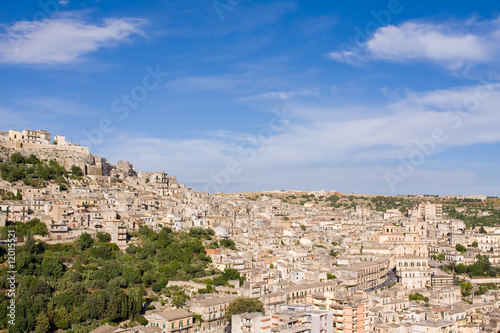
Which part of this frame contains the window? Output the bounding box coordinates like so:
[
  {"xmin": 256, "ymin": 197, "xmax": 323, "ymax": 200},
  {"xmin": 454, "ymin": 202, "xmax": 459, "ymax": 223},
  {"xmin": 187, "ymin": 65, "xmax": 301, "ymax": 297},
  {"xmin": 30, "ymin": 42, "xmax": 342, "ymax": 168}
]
[{"xmin": 172, "ymin": 323, "xmax": 174, "ymax": 329}]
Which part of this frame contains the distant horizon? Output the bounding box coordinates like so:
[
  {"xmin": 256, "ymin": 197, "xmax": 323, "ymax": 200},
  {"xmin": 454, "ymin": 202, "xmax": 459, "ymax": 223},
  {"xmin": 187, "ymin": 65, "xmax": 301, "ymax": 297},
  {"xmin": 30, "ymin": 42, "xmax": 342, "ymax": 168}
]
[{"xmin": 2, "ymin": 126, "xmax": 499, "ymax": 197}]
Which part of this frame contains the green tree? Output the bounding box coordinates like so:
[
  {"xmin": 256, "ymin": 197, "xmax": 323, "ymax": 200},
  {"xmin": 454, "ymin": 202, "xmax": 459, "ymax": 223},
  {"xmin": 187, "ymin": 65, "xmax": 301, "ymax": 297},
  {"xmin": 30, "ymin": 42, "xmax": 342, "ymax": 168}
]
[
  {"xmin": 455, "ymin": 244, "xmax": 467, "ymax": 254},
  {"xmin": 479, "ymin": 226, "xmax": 487, "ymax": 234},
  {"xmin": 219, "ymin": 239, "xmax": 237, "ymax": 250},
  {"xmin": 11, "ymin": 152, "xmax": 24, "ymax": 163},
  {"xmin": 34, "ymin": 312, "xmax": 50, "ymax": 333},
  {"xmin": 41, "ymin": 256, "xmax": 64, "ymax": 278},
  {"xmin": 223, "ymin": 268, "xmax": 241, "ymax": 281},
  {"xmin": 460, "ymin": 282, "xmax": 473, "ymax": 296},
  {"xmin": 438, "ymin": 253, "xmax": 445, "ymax": 261},
  {"xmin": 53, "ymin": 307, "xmax": 70, "ymax": 329},
  {"xmin": 125, "ymin": 244, "xmax": 138, "ymax": 254},
  {"xmin": 326, "ymin": 273, "xmax": 336, "ymax": 279},
  {"xmin": 329, "ymin": 250, "xmax": 339, "ymax": 257},
  {"xmin": 172, "ymin": 293, "xmax": 190, "ymax": 308},
  {"xmin": 96, "ymin": 232, "xmax": 111, "ymax": 243},
  {"xmin": 32, "ymin": 221, "xmax": 48, "ymax": 236},
  {"xmin": 456, "ymin": 264, "xmax": 467, "ymax": 274},
  {"xmin": 75, "ymin": 232, "xmax": 94, "ymax": 251},
  {"xmin": 70, "ymin": 165, "xmax": 84, "ymax": 177},
  {"xmin": 225, "ymin": 298, "xmax": 265, "ymax": 321}
]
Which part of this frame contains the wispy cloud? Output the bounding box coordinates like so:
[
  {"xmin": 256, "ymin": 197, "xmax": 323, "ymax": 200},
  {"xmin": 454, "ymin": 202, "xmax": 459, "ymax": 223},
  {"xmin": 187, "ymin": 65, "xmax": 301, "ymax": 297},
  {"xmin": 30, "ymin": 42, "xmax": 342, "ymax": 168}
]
[
  {"xmin": 241, "ymin": 89, "xmax": 319, "ymax": 101},
  {"xmin": 18, "ymin": 97, "xmax": 94, "ymax": 116},
  {"xmin": 97, "ymin": 82, "xmax": 500, "ymax": 194},
  {"xmin": 329, "ymin": 17, "xmax": 500, "ymax": 69},
  {"xmin": 0, "ymin": 12, "xmax": 146, "ymax": 65},
  {"xmin": 95, "ymin": 135, "xmax": 236, "ymax": 177},
  {"xmin": 165, "ymin": 75, "xmax": 244, "ymax": 92}
]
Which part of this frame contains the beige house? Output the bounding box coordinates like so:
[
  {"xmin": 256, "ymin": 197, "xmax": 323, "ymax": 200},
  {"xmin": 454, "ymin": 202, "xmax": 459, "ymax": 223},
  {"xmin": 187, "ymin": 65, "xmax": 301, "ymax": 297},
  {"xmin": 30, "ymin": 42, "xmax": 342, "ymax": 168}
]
[
  {"xmin": 412, "ymin": 320, "xmax": 458, "ymax": 333},
  {"xmin": 145, "ymin": 309, "xmax": 194, "ymax": 333},
  {"xmin": 8, "ymin": 129, "xmax": 51, "ymax": 144},
  {"xmin": 188, "ymin": 295, "xmax": 236, "ymax": 332}
]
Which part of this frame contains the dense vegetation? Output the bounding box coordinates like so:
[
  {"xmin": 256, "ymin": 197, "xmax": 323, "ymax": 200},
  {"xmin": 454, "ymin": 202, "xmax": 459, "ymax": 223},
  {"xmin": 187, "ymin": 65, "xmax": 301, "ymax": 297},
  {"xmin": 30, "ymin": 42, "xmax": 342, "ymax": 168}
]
[
  {"xmin": 199, "ymin": 268, "xmax": 244, "ymax": 294},
  {"xmin": 446, "ymin": 205, "xmax": 500, "ymax": 228},
  {"xmin": 0, "ymin": 218, "xmax": 47, "ymax": 238},
  {"xmin": 0, "ymin": 153, "xmax": 83, "ymax": 189},
  {"xmin": 0, "ymin": 226, "xmax": 215, "ymax": 332},
  {"xmin": 445, "ymin": 254, "xmax": 500, "ymax": 277},
  {"xmin": 0, "ymin": 189, "xmax": 22, "ymax": 201}
]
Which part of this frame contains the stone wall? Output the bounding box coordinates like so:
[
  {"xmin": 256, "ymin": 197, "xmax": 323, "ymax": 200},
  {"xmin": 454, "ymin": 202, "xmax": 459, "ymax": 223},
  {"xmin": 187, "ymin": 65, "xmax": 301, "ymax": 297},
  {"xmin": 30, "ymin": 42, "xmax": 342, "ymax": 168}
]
[
  {"xmin": 0, "ymin": 140, "xmax": 89, "ymax": 154},
  {"xmin": 0, "ymin": 140, "xmax": 102, "ymax": 176}
]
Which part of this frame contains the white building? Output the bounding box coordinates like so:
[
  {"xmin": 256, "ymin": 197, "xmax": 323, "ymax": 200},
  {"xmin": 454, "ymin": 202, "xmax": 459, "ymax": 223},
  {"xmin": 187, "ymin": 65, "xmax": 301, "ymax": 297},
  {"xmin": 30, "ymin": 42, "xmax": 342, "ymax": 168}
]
[{"xmin": 395, "ymin": 255, "xmax": 431, "ymax": 289}]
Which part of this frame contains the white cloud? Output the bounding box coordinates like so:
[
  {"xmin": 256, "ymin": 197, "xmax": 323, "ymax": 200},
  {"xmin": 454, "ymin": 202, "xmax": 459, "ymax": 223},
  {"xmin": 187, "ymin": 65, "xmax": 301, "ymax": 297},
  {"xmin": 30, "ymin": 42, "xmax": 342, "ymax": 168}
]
[
  {"xmin": 96, "ymin": 82, "xmax": 500, "ymax": 195},
  {"xmin": 241, "ymin": 89, "xmax": 319, "ymax": 101},
  {"xmin": 329, "ymin": 17, "xmax": 500, "ymax": 69},
  {"xmin": 366, "ymin": 22, "xmax": 490, "ymax": 67},
  {"xmin": 59, "ymin": 0, "xmax": 70, "ymax": 6},
  {"xmin": 165, "ymin": 76, "xmax": 243, "ymax": 92},
  {"xmin": 18, "ymin": 97, "xmax": 95, "ymax": 116},
  {"xmin": 328, "ymin": 50, "xmax": 358, "ymax": 64},
  {"xmin": 0, "ymin": 14, "xmax": 146, "ymax": 65},
  {"xmin": 95, "ymin": 136, "xmax": 236, "ymax": 179}
]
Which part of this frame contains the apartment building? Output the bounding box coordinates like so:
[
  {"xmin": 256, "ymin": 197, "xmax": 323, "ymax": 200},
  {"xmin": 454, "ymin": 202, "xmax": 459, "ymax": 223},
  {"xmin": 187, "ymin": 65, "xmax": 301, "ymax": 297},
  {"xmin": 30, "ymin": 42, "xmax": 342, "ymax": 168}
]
[
  {"xmin": 282, "ymin": 282, "xmax": 337, "ymax": 305},
  {"xmin": 410, "ymin": 202, "xmax": 443, "ymax": 220},
  {"xmin": 334, "ymin": 260, "xmax": 389, "ymax": 291},
  {"xmin": 311, "ymin": 292, "xmax": 370, "ymax": 333},
  {"xmin": 395, "ymin": 255, "xmax": 431, "ymax": 289}
]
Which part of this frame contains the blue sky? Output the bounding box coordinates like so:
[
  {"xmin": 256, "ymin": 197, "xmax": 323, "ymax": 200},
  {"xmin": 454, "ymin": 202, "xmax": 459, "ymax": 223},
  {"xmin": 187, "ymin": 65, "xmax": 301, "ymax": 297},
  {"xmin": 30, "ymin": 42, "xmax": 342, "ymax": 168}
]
[{"xmin": 1, "ymin": 0, "xmax": 500, "ymax": 196}]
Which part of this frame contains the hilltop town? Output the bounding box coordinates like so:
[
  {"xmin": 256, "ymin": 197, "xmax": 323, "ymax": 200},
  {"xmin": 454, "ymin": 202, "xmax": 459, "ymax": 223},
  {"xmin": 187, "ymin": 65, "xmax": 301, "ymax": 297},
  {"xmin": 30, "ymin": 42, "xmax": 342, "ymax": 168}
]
[{"xmin": 1, "ymin": 128, "xmax": 500, "ymax": 333}]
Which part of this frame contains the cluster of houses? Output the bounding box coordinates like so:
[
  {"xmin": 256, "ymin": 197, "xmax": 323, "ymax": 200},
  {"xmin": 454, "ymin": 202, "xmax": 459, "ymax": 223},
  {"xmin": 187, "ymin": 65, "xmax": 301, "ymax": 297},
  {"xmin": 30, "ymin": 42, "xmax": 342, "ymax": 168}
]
[{"xmin": 1, "ymin": 129, "xmax": 500, "ymax": 332}]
